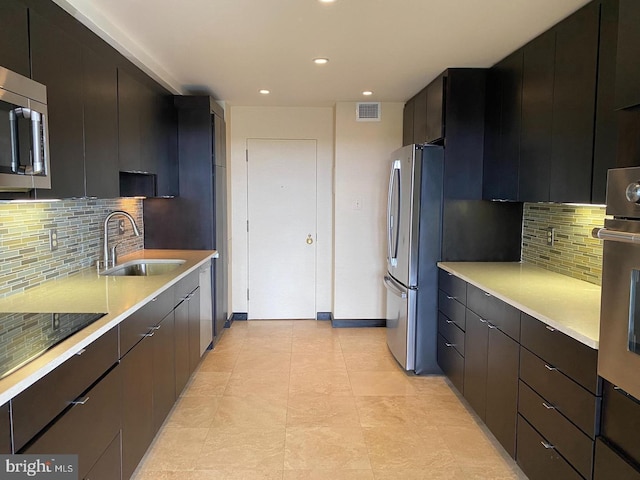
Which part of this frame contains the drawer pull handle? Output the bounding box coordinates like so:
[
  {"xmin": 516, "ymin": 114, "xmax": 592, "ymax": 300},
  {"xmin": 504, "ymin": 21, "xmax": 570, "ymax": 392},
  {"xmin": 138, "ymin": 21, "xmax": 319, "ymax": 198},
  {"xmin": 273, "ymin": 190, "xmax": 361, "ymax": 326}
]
[
  {"xmin": 71, "ymin": 396, "xmax": 90, "ymax": 406},
  {"xmin": 447, "ymin": 272, "xmax": 453, "ymax": 276},
  {"xmin": 479, "ymin": 318, "xmax": 488, "ymax": 324},
  {"xmin": 149, "ymin": 325, "xmax": 162, "ymax": 330},
  {"xmin": 540, "ymin": 441, "xmax": 555, "ymax": 450},
  {"xmin": 542, "ymin": 402, "xmax": 556, "ymax": 410},
  {"xmin": 488, "ymin": 324, "xmax": 497, "ymax": 329},
  {"xmin": 445, "ymin": 343, "xmax": 456, "ymax": 348},
  {"xmin": 544, "ymin": 364, "xmax": 558, "ymax": 371},
  {"xmin": 484, "ymin": 292, "xmax": 491, "ymax": 297},
  {"xmin": 75, "ymin": 348, "xmax": 86, "ymax": 356},
  {"xmin": 144, "ymin": 332, "xmax": 155, "ymax": 338},
  {"xmin": 446, "ymin": 295, "xmax": 456, "ymax": 300},
  {"xmin": 545, "ymin": 325, "xmax": 556, "ymax": 332},
  {"xmin": 445, "ymin": 319, "xmax": 454, "ymax": 324},
  {"xmin": 152, "ymin": 297, "xmax": 158, "ymax": 302}
]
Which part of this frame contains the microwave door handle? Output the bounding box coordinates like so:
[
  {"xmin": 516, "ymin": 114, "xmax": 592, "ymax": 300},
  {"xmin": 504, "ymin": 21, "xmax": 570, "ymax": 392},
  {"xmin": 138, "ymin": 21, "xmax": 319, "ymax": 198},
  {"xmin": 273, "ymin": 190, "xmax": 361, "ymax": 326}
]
[
  {"xmin": 29, "ymin": 110, "xmax": 44, "ymax": 174},
  {"xmin": 9, "ymin": 109, "xmax": 19, "ymax": 173}
]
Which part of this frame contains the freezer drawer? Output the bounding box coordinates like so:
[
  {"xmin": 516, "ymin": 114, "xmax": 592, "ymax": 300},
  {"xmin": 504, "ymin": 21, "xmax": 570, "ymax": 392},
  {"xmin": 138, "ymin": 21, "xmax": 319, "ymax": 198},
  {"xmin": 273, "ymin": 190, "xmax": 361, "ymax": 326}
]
[{"xmin": 384, "ymin": 275, "xmax": 416, "ymax": 370}]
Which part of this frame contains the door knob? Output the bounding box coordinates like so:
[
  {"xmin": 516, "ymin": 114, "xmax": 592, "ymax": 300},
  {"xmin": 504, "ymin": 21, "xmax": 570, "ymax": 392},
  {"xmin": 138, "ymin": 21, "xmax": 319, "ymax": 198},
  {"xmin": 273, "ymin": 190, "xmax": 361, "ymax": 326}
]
[{"xmin": 306, "ymin": 234, "xmax": 314, "ymax": 245}]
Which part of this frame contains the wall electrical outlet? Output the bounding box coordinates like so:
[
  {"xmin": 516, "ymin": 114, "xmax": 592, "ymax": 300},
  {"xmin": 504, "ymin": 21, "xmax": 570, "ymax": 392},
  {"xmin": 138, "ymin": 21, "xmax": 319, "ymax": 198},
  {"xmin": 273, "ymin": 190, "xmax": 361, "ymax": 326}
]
[
  {"xmin": 51, "ymin": 313, "xmax": 60, "ymax": 330},
  {"xmin": 546, "ymin": 227, "xmax": 555, "ymax": 247},
  {"xmin": 49, "ymin": 228, "xmax": 58, "ymax": 251},
  {"xmin": 118, "ymin": 219, "xmax": 125, "ymax": 235}
]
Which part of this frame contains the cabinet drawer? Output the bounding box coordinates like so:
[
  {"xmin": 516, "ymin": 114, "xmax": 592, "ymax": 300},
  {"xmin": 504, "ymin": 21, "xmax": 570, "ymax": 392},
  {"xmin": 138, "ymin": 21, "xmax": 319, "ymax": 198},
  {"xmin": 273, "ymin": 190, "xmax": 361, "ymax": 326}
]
[
  {"xmin": 24, "ymin": 365, "xmax": 121, "ymax": 480},
  {"xmin": 520, "ymin": 312, "xmax": 599, "ymax": 394},
  {"xmin": 175, "ymin": 270, "xmax": 199, "ymax": 305},
  {"xmin": 12, "ymin": 327, "xmax": 118, "ymax": 452},
  {"xmin": 437, "ymin": 333, "xmax": 464, "ymax": 393},
  {"xmin": 601, "ymin": 381, "xmax": 640, "ymax": 464},
  {"xmin": 519, "ymin": 380, "xmax": 594, "ymax": 479},
  {"xmin": 437, "ymin": 311, "xmax": 465, "ymax": 357},
  {"xmin": 120, "ymin": 287, "xmax": 173, "ymax": 357},
  {"xmin": 438, "ymin": 290, "xmax": 466, "ymax": 331},
  {"xmin": 520, "ymin": 347, "xmax": 600, "ymax": 438},
  {"xmin": 467, "ymin": 284, "xmax": 520, "ymax": 341},
  {"xmin": 594, "ymin": 437, "xmax": 640, "ymax": 480},
  {"xmin": 516, "ymin": 415, "xmax": 583, "ymax": 480},
  {"xmin": 438, "ymin": 269, "xmax": 467, "ymax": 303}
]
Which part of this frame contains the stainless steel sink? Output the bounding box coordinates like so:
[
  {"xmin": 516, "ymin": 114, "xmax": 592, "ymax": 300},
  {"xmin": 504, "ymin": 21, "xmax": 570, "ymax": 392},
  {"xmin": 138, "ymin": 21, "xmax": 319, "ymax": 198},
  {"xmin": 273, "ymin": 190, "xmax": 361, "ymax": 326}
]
[{"xmin": 100, "ymin": 259, "xmax": 186, "ymax": 277}]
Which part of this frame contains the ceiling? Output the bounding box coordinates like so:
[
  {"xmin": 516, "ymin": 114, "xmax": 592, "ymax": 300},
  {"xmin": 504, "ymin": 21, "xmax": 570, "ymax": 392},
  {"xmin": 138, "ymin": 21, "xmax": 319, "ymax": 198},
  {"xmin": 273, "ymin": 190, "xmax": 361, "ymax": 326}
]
[{"xmin": 54, "ymin": 0, "xmax": 591, "ymax": 107}]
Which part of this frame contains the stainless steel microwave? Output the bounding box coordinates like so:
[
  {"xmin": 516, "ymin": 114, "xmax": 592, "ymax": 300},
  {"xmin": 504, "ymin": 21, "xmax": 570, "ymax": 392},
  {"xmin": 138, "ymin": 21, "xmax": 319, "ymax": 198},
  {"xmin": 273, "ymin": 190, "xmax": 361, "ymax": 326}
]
[{"xmin": 0, "ymin": 65, "xmax": 50, "ymax": 191}]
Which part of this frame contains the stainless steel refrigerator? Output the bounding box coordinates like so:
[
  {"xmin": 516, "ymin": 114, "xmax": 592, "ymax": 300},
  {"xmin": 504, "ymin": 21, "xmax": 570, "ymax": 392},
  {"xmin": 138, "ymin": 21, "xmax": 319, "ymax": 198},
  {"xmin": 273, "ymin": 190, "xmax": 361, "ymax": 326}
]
[{"xmin": 384, "ymin": 144, "xmax": 444, "ymax": 373}]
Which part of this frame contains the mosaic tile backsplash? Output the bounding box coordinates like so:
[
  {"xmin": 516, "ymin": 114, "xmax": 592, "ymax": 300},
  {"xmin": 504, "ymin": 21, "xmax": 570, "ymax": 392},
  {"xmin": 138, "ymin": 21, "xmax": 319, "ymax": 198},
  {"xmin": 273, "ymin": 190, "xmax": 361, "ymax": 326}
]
[
  {"xmin": 0, "ymin": 198, "xmax": 143, "ymax": 298},
  {"xmin": 522, "ymin": 203, "xmax": 606, "ymax": 286}
]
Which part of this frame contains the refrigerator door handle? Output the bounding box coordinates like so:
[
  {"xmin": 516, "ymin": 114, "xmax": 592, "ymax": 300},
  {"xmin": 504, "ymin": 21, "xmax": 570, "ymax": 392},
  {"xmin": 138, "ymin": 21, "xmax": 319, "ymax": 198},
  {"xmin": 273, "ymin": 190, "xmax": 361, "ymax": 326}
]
[
  {"xmin": 387, "ymin": 160, "xmax": 401, "ymax": 267},
  {"xmin": 384, "ymin": 275, "xmax": 407, "ymax": 299}
]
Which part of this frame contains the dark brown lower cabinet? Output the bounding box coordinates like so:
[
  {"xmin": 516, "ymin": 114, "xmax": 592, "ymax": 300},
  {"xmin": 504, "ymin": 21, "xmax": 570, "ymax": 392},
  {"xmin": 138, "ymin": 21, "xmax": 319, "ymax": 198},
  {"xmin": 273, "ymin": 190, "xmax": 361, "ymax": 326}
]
[
  {"xmin": 174, "ymin": 298, "xmax": 190, "ymax": 396},
  {"xmin": 517, "ymin": 415, "xmax": 583, "ymax": 480},
  {"xmin": 84, "ymin": 432, "xmax": 121, "ymax": 480},
  {"xmin": 485, "ymin": 327, "xmax": 519, "ymax": 457},
  {"xmin": 463, "ymin": 309, "xmax": 488, "ymax": 419},
  {"xmin": 436, "ymin": 333, "xmax": 464, "ymax": 392},
  {"xmin": 594, "ymin": 438, "xmax": 640, "ymax": 480},
  {"xmin": 152, "ymin": 312, "xmax": 176, "ymax": 433},
  {"xmin": 121, "ymin": 336, "xmax": 154, "ymax": 480},
  {"xmin": 0, "ymin": 403, "xmax": 10, "ymax": 453},
  {"xmin": 188, "ymin": 286, "xmax": 201, "ymax": 374},
  {"xmin": 24, "ymin": 365, "xmax": 121, "ymax": 480}
]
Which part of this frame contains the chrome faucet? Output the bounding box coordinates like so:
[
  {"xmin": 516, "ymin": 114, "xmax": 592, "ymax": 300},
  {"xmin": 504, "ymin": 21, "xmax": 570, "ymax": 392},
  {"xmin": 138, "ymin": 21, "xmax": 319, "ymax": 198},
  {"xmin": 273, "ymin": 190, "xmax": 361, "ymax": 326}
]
[{"xmin": 101, "ymin": 210, "xmax": 141, "ymax": 269}]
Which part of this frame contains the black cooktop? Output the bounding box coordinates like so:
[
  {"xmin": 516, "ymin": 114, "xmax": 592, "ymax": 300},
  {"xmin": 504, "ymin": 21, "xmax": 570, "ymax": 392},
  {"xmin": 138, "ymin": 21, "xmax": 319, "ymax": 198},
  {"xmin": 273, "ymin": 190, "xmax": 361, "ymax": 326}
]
[{"xmin": 0, "ymin": 312, "xmax": 106, "ymax": 379}]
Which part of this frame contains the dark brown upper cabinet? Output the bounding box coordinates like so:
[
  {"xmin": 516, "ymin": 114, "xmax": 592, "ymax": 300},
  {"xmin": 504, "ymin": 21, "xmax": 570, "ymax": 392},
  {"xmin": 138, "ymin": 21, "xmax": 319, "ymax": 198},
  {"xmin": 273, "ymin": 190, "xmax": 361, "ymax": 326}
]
[
  {"xmin": 425, "ymin": 73, "xmax": 446, "ymax": 144},
  {"xmin": 0, "ymin": 0, "xmax": 30, "ymax": 77},
  {"xmin": 30, "ymin": 10, "xmax": 86, "ymax": 199},
  {"xmin": 615, "ymin": 0, "xmax": 640, "ymax": 110},
  {"xmin": 549, "ymin": 0, "xmax": 599, "ymax": 203},
  {"xmin": 402, "ymin": 98, "xmax": 414, "ymax": 146},
  {"xmin": 483, "ymin": 50, "xmax": 523, "ymax": 201},
  {"xmin": 412, "ymin": 88, "xmax": 428, "ymax": 144}
]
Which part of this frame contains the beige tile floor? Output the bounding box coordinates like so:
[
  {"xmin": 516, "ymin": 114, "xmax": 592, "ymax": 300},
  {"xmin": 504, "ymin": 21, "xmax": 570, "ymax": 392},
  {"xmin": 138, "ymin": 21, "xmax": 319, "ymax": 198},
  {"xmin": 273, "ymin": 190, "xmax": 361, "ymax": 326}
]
[{"xmin": 132, "ymin": 320, "xmax": 527, "ymax": 480}]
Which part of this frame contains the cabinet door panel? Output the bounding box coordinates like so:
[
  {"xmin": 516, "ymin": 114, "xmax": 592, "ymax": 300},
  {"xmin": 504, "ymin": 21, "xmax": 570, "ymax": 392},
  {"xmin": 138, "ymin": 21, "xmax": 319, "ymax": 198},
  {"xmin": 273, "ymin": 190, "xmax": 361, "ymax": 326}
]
[
  {"xmin": 121, "ymin": 337, "xmax": 154, "ymax": 480},
  {"xmin": 463, "ymin": 309, "xmax": 488, "ymax": 420},
  {"xmin": 412, "ymin": 88, "xmax": 428, "ymax": 144},
  {"xmin": 426, "ymin": 73, "xmax": 445, "ymax": 143},
  {"xmin": 519, "ymin": 30, "xmax": 555, "ymax": 202},
  {"xmin": 550, "ymin": 1, "xmax": 599, "ymax": 203},
  {"xmin": 189, "ymin": 287, "xmax": 201, "ymax": 374},
  {"xmin": 403, "ymin": 99, "xmax": 415, "ymax": 146},
  {"xmin": 438, "ymin": 269, "xmax": 467, "ymax": 304},
  {"xmin": 486, "ymin": 328, "xmax": 519, "ymax": 458},
  {"xmin": 153, "ymin": 312, "xmax": 176, "ymax": 433},
  {"xmin": 174, "ymin": 300, "xmax": 190, "ymax": 396},
  {"xmin": 83, "ymin": 432, "xmax": 121, "ymax": 480},
  {"xmin": 438, "ymin": 290, "xmax": 466, "ymax": 330},
  {"xmin": 82, "ymin": 46, "xmax": 118, "ymax": 198},
  {"xmin": 0, "ymin": 403, "xmax": 10, "ymax": 454},
  {"xmin": 0, "ymin": 0, "xmax": 30, "ymax": 77},
  {"xmin": 601, "ymin": 381, "xmax": 640, "ymax": 464},
  {"xmin": 30, "ymin": 10, "xmax": 85, "ymax": 198},
  {"xmin": 594, "ymin": 438, "xmax": 640, "ymax": 480},
  {"xmin": 615, "ymin": 0, "xmax": 640, "ymax": 109}
]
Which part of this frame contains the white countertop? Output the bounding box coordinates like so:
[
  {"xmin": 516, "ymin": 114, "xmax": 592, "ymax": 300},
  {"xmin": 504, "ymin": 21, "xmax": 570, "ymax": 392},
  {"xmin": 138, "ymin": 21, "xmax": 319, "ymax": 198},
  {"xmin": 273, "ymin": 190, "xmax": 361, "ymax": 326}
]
[
  {"xmin": 0, "ymin": 249, "xmax": 217, "ymax": 405},
  {"xmin": 438, "ymin": 262, "xmax": 601, "ymax": 349}
]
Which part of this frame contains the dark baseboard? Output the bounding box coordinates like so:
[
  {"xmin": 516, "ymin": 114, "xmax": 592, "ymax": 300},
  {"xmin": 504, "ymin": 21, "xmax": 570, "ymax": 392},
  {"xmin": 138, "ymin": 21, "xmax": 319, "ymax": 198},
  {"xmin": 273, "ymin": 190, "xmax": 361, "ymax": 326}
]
[
  {"xmin": 227, "ymin": 312, "xmax": 247, "ymax": 326},
  {"xmin": 316, "ymin": 312, "xmax": 333, "ymax": 321},
  {"xmin": 331, "ymin": 318, "xmax": 386, "ymax": 328}
]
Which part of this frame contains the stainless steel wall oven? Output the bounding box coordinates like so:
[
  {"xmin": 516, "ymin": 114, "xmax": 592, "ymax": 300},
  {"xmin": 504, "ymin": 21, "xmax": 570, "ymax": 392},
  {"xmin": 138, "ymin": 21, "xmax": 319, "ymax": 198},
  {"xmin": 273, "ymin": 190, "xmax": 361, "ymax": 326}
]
[{"xmin": 594, "ymin": 166, "xmax": 640, "ymax": 400}]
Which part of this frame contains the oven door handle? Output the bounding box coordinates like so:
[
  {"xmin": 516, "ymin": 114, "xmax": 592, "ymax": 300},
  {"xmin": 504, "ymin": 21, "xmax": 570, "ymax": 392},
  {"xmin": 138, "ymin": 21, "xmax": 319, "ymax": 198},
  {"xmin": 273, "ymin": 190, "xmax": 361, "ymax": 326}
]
[{"xmin": 592, "ymin": 227, "xmax": 640, "ymax": 245}]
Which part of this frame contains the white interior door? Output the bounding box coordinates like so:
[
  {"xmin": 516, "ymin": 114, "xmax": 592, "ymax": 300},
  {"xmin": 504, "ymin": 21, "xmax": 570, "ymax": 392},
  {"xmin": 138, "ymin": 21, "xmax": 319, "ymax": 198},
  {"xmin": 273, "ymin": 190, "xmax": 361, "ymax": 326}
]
[{"xmin": 247, "ymin": 139, "xmax": 317, "ymax": 319}]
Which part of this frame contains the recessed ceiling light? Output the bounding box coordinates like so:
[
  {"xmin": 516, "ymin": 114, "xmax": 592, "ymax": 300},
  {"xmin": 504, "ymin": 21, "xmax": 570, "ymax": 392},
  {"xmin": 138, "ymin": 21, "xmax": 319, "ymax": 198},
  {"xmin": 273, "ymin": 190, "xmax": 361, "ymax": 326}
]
[
  {"xmin": 362, "ymin": 91, "xmax": 373, "ymax": 96},
  {"xmin": 259, "ymin": 89, "xmax": 270, "ymax": 95},
  {"xmin": 319, "ymin": 0, "xmax": 336, "ymax": 3},
  {"xmin": 313, "ymin": 58, "xmax": 329, "ymax": 65}
]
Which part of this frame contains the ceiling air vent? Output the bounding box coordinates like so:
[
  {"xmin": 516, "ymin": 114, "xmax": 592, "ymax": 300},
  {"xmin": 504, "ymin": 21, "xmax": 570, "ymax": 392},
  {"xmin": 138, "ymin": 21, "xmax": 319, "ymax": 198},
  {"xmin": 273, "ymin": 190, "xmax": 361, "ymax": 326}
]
[{"xmin": 356, "ymin": 102, "xmax": 381, "ymax": 122}]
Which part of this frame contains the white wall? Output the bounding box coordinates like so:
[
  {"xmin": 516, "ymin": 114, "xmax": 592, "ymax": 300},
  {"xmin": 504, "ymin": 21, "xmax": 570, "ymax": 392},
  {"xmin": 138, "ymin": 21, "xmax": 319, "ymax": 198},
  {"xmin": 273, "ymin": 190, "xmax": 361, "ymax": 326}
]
[
  {"xmin": 333, "ymin": 102, "xmax": 404, "ymax": 319},
  {"xmin": 228, "ymin": 103, "xmax": 403, "ymax": 319},
  {"xmin": 229, "ymin": 106, "xmax": 335, "ymax": 314}
]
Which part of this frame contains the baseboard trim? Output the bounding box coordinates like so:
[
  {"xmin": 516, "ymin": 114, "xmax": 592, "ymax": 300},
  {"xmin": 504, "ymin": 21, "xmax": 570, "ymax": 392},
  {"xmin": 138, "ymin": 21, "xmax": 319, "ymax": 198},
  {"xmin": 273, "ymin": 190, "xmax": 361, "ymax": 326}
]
[
  {"xmin": 228, "ymin": 312, "xmax": 248, "ymax": 324},
  {"xmin": 316, "ymin": 312, "xmax": 333, "ymax": 321},
  {"xmin": 331, "ymin": 318, "xmax": 386, "ymax": 328}
]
